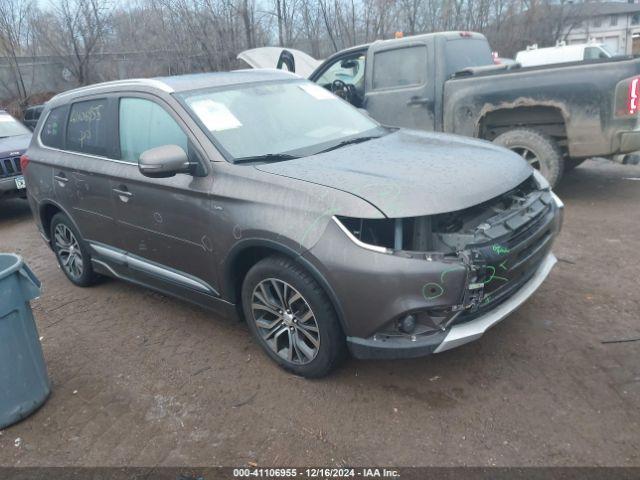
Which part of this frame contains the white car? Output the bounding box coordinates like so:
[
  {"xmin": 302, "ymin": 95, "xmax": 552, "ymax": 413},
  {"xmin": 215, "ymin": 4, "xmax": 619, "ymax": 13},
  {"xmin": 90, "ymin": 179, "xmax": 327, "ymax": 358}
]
[{"xmin": 515, "ymin": 42, "xmax": 613, "ymax": 67}]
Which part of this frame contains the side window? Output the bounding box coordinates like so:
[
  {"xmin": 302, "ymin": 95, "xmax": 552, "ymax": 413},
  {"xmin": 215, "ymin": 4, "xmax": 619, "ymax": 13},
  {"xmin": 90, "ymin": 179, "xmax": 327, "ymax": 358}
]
[
  {"xmin": 66, "ymin": 99, "xmax": 109, "ymax": 156},
  {"xmin": 316, "ymin": 54, "xmax": 366, "ymax": 89},
  {"xmin": 372, "ymin": 46, "xmax": 427, "ymax": 90},
  {"xmin": 119, "ymin": 98, "xmax": 189, "ymax": 164},
  {"xmin": 583, "ymin": 47, "xmax": 608, "ymax": 60},
  {"xmin": 41, "ymin": 106, "xmax": 66, "ymax": 149}
]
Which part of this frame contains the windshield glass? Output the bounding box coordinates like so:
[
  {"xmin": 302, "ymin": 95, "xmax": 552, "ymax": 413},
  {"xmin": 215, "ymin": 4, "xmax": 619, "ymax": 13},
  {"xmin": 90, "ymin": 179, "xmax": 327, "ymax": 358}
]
[
  {"xmin": 0, "ymin": 112, "xmax": 30, "ymax": 138},
  {"xmin": 179, "ymin": 79, "xmax": 382, "ymax": 160},
  {"xmin": 444, "ymin": 38, "xmax": 494, "ymax": 77}
]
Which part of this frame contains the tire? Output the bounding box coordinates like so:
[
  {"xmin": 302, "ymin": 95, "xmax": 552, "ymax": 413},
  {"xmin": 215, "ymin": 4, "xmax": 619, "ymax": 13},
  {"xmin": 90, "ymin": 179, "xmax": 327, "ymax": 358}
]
[
  {"xmin": 50, "ymin": 213, "xmax": 99, "ymax": 287},
  {"xmin": 241, "ymin": 255, "xmax": 347, "ymax": 378},
  {"xmin": 493, "ymin": 128, "xmax": 564, "ymax": 188},
  {"xmin": 564, "ymin": 158, "xmax": 587, "ymax": 172}
]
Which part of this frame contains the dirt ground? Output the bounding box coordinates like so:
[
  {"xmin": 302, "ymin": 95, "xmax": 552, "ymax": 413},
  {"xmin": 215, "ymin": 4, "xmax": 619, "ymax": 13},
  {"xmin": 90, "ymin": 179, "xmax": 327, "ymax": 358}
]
[{"xmin": 0, "ymin": 158, "xmax": 639, "ymax": 467}]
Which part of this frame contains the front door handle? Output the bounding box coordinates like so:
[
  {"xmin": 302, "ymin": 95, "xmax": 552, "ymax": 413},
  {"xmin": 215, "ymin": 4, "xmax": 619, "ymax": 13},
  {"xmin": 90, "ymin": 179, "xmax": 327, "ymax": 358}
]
[
  {"xmin": 113, "ymin": 186, "xmax": 133, "ymax": 203},
  {"xmin": 54, "ymin": 172, "xmax": 69, "ymax": 186},
  {"xmin": 407, "ymin": 96, "xmax": 432, "ymax": 107}
]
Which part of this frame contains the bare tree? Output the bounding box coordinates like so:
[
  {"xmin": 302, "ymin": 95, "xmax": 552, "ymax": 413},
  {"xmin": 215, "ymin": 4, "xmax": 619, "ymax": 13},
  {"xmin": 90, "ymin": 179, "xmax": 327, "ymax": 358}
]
[
  {"xmin": 35, "ymin": 0, "xmax": 112, "ymax": 85},
  {"xmin": 0, "ymin": 0, "xmax": 35, "ymax": 102}
]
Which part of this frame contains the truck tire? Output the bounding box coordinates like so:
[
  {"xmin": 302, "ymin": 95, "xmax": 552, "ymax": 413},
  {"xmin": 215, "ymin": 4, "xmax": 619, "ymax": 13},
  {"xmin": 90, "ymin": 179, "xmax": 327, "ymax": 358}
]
[
  {"xmin": 564, "ymin": 158, "xmax": 587, "ymax": 172},
  {"xmin": 493, "ymin": 128, "xmax": 564, "ymax": 187}
]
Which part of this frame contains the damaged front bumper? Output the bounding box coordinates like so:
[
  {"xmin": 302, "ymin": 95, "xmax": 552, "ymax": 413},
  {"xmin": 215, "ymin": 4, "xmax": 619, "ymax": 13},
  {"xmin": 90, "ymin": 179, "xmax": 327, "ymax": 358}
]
[
  {"xmin": 304, "ymin": 178, "xmax": 563, "ymax": 360},
  {"xmin": 347, "ymin": 252, "xmax": 557, "ymax": 359}
]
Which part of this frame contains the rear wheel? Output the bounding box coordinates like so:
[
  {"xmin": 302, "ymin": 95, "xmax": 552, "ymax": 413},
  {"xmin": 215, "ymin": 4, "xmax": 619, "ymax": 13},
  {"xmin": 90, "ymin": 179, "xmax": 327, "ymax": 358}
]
[
  {"xmin": 493, "ymin": 128, "xmax": 564, "ymax": 188},
  {"xmin": 50, "ymin": 213, "xmax": 98, "ymax": 287},
  {"xmin": 241, "ymin": 255, "xmax": 347, "ymax": 378}
]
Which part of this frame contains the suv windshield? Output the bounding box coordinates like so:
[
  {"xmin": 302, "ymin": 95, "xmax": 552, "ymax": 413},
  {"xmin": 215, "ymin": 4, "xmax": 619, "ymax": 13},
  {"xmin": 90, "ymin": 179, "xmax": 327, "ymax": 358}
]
[
  {"xmin": 179, "ymin": 79, "xmax": 383, "ymax": 161},
  {"xmin": 0, "ymin": 112, "xmax": 30, "ymax": 138}
]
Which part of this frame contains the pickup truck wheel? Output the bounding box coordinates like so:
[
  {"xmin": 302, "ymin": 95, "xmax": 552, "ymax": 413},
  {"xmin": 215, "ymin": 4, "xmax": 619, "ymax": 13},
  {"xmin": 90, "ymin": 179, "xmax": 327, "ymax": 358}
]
[
  {"xmin": 241, "ymin": 255, "xmax": 347, "ymax": 378},
  {"xmin": 493, "ymin": 129, "xmax": 564, "ymax": 187}
]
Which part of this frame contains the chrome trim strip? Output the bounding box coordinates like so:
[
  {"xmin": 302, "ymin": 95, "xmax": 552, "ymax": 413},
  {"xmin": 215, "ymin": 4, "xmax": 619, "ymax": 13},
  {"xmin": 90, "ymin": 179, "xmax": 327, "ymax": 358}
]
[
  {"xmin": 332, "ymin": 216, "xmax": 392, "ymax": 254},
  {"xmin": 89, "ymin": 242, "xmax": 216, "ymax": 295},
  {"xmin": 126, "ymin": 255, "xmax": 211, "ymax": 293},
  {"xmin": 434, "ymin": 253, "xmax": 558, "ymax": 353},
  {"xmin": 91, "ymin": 258, "xmax": 121, "ymax": 278},
  {"xmin": 91, "ymin": 243, "xmax": 126, "ymax": 264}
]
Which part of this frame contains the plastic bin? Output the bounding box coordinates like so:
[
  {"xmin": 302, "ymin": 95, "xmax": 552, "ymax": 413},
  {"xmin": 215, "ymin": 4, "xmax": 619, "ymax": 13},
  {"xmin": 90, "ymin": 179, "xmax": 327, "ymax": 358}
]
[{"xmin": 0, "ymin": 253, "xmax": 50, "ymax": 429}]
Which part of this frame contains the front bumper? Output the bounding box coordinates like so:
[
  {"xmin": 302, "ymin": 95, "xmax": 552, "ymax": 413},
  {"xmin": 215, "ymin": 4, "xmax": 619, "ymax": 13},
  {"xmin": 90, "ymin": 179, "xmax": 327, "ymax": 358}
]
[
  {"xmin": 0, "ymin": 176, "xmax": 25, "ymax": 198},
  {"xmin": 347, "ymin": 253, "xmax": 557, "ymax": 359},
  {"xmin": 305, "ymin": 186, "xmax": 563, "ymax": 360}
]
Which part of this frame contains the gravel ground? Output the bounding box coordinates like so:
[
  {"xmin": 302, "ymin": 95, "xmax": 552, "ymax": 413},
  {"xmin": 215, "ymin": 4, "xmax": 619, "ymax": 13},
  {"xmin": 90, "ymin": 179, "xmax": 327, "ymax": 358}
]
[{"xmin": 0, "ymin": 159, "xmax": 639, "ymax": 467}]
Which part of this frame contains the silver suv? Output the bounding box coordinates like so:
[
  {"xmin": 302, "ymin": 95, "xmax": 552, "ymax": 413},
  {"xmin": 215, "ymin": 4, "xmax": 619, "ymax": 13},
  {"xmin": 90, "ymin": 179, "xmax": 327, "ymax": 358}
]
[{"xmin": 24, "ymin": 71, "xmax": 563, "ymax": 377}]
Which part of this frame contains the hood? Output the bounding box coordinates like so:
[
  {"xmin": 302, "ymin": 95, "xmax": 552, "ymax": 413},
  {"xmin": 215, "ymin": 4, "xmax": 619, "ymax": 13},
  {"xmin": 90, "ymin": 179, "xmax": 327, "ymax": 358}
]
[
  {"xmin": 255, "ymin": 130, "xmax": 533, "ymax": 218},
  {"xmin": 0, "ymin": 134, "xmax": 31, "ymax": 156},
  {"xmin": 237, "ymin": 47, "xmax": 322, "ymax": 78}
]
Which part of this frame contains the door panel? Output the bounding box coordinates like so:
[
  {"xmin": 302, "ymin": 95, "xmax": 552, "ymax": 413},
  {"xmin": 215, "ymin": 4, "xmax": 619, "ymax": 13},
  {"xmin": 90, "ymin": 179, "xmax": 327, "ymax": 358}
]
[
  {"xmin": 364, "ymin": 41, "xmax": 435, "ymax": 131},
  {"xmin": 112, "ymin": 95, "xmax": 218, "ymax": 294},
  {"xmin": 111, "ymin": 167, "xmax": 216, "ymax": 293},
  {"xmin": 51, "ymin": 98, "xmax": 119, "ymax": 246}
]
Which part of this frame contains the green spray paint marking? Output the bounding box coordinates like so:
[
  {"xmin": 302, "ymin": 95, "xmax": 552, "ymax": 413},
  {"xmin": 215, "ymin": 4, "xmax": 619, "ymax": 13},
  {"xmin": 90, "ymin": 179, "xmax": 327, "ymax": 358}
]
[
  {"xmin": 492, "ymin": 244, "xmax": 510, "ymax": 255},
  {"xmin": 422, "ymin": 282, "xmax": 444, "ymax": 300},
  {"xmin": 483, "ymin": 265, "xmax": 509, "ymax": 286},
  {"xmin": 499, "ymin": 260, "xmax": 508, "ymax": 271}
]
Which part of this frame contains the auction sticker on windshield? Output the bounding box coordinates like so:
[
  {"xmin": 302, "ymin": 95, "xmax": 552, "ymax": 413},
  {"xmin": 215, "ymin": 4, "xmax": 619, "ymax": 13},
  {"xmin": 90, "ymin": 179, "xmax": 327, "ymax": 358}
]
[{"xmin": 189, "ymin": 99, "xmax": 242, "ymax": 131}]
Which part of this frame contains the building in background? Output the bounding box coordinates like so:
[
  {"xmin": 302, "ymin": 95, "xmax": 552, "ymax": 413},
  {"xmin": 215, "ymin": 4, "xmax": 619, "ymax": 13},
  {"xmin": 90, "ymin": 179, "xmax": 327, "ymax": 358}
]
[{"xmin": 563, "ymin": 1, "xmax": 640, "ymax": 55}]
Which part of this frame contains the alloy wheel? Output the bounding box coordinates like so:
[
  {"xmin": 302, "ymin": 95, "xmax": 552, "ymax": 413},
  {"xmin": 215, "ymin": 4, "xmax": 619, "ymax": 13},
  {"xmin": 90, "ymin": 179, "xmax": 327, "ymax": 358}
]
[
  {"xmin": 54, "ymin": 223, "xmax": 84, "ymax": 279},
  {"xmin": 251, "ymin": 278, "xmax": 320, "ymax": 365}
]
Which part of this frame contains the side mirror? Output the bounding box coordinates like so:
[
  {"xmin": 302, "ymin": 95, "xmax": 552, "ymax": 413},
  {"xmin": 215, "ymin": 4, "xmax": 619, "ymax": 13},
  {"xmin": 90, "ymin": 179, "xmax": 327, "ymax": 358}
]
[{"xmin": 139, "ymin": 144, "xmax": 191, "ymax": 178}]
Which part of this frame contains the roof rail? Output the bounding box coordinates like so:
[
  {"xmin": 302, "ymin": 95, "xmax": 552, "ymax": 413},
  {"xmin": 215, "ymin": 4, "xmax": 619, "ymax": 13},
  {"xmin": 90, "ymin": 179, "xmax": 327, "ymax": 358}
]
[{"xmin": 51, "ymin": 78, "xmax": 173, "ymax": 101}]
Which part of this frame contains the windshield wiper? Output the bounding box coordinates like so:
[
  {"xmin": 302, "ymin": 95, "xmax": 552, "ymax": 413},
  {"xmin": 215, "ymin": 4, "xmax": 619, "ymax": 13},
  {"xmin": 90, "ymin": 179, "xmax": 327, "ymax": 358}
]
[
  {"xmin": 316, "ymin": 135, "xmax": 382, "ymax": 154},
  {"xmin": 233, "ymin": 153, "xmax": 300, "ymax": 164}
]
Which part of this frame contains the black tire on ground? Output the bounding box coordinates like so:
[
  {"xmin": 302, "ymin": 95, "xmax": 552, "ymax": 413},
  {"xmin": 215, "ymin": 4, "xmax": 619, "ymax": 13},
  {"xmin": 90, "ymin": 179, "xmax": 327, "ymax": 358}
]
[
  {"xmin": 241, "ymin": 255, "xmax": 347, "ymax": 378},
  {"xmin": 564, "ymin": 158, "xmax": 587, "ymax": 172},
  {"xmin": 493, "ymin": 128, "xmax": 564, "ymax": 188},
  {"xmin": 50, "ymin": 212, "xmax": 99, "ymax": 287}
]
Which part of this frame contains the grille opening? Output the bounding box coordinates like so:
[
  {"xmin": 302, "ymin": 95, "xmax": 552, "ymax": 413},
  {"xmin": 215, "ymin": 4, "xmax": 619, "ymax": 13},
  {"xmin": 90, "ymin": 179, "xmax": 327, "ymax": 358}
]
[{"xmin": 337, "ymin": 175, "xmax": 546, "ymax": 253}]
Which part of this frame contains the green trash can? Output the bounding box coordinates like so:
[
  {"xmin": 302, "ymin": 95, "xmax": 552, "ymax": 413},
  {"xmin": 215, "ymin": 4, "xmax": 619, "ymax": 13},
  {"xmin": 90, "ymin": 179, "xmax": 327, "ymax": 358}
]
[{"xmin": 0, "ymin": 253, "xmax": 50, "ymax": 429}]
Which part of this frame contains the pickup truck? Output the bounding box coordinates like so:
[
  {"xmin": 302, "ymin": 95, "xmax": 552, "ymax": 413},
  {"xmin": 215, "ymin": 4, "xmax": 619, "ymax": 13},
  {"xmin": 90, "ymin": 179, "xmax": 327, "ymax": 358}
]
[{"xmin": 240, "ymin": 31, "xmax": 640, "ymax": 186}]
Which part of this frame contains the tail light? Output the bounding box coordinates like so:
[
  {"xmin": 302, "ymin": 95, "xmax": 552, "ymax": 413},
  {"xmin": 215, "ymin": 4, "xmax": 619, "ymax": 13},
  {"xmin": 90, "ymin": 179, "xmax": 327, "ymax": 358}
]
[
  {"xmin": 19, "ymin": 154, "xmax": 30, "ymax": 171},
  {"xmin": 628, "ymin": 77, "xmax": 640, "ymax": 115}
]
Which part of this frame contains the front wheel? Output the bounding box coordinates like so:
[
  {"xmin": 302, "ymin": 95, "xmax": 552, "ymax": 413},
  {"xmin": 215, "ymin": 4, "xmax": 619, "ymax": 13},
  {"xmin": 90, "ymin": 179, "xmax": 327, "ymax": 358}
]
[
  {"xmin": 241, "ymin": 255, "xmax": 347, "ymax": 378},
  {"xmin": 493, "ymin": 128, "xmax": 564, "ymax": 188}
]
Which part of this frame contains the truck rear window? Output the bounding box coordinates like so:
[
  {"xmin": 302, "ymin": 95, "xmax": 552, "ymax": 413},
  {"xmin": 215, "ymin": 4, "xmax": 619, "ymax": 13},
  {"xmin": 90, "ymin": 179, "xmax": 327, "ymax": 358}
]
[{"xmin": 444, "ymin": 39, "xmax": 493, "ymax": 77}]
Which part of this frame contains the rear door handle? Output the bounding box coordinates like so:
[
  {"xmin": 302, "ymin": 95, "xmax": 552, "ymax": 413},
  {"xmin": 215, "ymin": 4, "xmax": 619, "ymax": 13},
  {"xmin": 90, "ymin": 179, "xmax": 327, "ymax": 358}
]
[
  {"xmin": 54, "ymin": 172, "xmax": 69, "ymax": 185},
  {"xmin": 407, "ymin": 96, "xmax": 432, "ymax": 107},
  {"xmin": 113, "ymin": 185, "xmax": 133, "ymax": 203}
]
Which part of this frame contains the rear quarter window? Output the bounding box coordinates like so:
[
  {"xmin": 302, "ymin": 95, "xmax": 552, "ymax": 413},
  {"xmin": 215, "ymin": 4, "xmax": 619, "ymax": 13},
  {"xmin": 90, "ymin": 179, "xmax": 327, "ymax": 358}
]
[
  {"xmin": 40, "ymin": 106, "xmax": 67, "ymax": 149},
  {"xmin": 66, "ymin": 99, "xmax": 109, "ymax": 156},
  {"xmin": 372, "ymin": 45, "xmax": 427, "ymax": 90}
]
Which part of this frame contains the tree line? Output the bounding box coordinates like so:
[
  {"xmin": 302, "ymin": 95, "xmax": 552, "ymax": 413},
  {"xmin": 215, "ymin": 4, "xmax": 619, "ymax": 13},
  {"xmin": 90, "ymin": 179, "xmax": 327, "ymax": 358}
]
[{"xmin": 0, "ymin": 0, "xmax": 587, "ymax": 108}]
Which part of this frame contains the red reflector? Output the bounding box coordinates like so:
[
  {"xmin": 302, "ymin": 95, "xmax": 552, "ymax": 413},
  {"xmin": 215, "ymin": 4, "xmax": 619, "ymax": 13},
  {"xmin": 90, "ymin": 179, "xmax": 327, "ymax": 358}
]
[
  {"xmin": 459, "ymin": 31, "xmax": 473, "ymax": 38},
  {"xmin": 19, "ymin": 154, "xmax": 29, "ymax": 171},
  {"xmin": 628, "ymin": 77, "xmax": 640, "ymax": 115}
]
